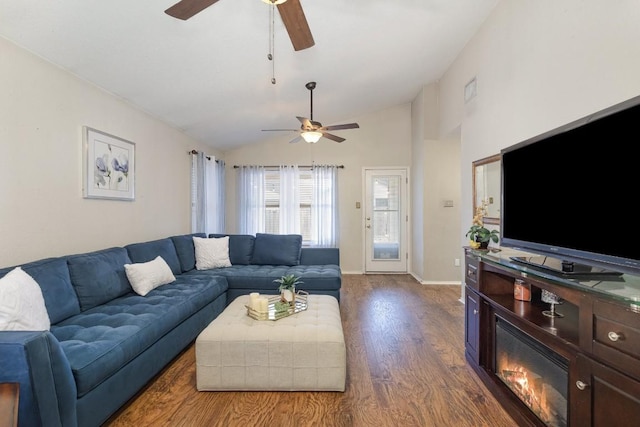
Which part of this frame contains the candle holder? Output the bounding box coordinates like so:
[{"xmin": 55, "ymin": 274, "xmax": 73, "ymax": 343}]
[{"xmin": 541, "ymin": 289, "xmax": 564, "ymax": 318}]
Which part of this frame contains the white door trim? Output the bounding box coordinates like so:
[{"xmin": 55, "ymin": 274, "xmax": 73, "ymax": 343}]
[{"xmin": 362, "ymin": 166, "xmax": 410, "ymax": 273}]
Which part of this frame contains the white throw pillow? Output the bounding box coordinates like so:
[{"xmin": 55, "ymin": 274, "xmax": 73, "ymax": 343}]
[
  {"xmin": 124, "ymin": 256, "xmax": 176, "ymax": 296},
  {"xmin": 193, "ymin": 236, "xmax": 232, "ymax": 270},
  {"xmin": 0, "ymin": 267, "xmax": 51, "ymax": 331}
]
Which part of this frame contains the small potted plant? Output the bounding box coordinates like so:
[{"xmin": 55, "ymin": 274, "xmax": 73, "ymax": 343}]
[
  {"xmin": 274, "ymin": 274, "xmax": 303, "ymax": 306},
  {"xmin": 466, "ymin": 202, "xmax": 499, "ymax": 249}
]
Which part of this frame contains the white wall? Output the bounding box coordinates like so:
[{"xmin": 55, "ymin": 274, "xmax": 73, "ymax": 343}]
[
  {"xmin": 436, "ymin": 0, "xmax": 640, "ymax": 288},
  {"xmin": 411, "ymin": 84, "xmax": 462, "ymax": 284},
  {"xmin": 0, "ymin": 36, "xmax": 218, "ymax": 267},
  {"xmin": 223, "ymin": 104, "xmax": 412, "ymax": 273}
]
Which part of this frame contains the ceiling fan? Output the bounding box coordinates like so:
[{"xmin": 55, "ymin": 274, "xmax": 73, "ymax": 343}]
[
  {"xmin": 263, "ymin": 82, "xmax": 360, "ymax": 143},
  {"xmin": 164, "ymin": 0, "xmax": 314, "ymax": 51}
]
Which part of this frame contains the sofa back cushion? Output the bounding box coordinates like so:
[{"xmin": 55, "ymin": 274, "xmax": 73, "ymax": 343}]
[
  {"xmin": 125, "ymin": 238, "xmax": 182, "ymax": 276},
  {"xmin": 209, "ymin": 234, "xmax": 255, "ymax": 265},
  {"xmin": 170, "ymin": 233, "xmax": 206, "ymax": 272},
  {"xmin": 251, "ymin": 233, "xmax": 302, "ymax": 266},
  {"xmin": 67, "ymin": 247, "xmax": 132, "ymax": 311},
  {"xmin": 0, "ymin": 257, "xmax": 80, "ymax": 324}
]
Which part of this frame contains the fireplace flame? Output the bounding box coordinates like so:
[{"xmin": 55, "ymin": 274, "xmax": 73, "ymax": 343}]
[{"xmin": 497, "ymin": 355, "xmax": 566, "ymax": 427}]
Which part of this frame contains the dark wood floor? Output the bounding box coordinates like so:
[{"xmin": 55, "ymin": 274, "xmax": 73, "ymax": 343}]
[{"xmin": 104, "ymin": 274, "xmax": 515, "ymax": 427}]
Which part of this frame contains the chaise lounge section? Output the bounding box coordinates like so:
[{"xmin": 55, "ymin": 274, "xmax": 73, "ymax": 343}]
[{"xmin": 0, "ymin": 233, "xmax": 341, "ymax": 427}]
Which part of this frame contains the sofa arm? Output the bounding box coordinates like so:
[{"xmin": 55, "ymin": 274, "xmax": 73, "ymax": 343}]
[
  {"xmin": 0, "ymin": 331, "xmax": 77, "ymax": 427},
  {"xmin": 300, "ymin": 248, "xmax": 340, "ymax": 266}
]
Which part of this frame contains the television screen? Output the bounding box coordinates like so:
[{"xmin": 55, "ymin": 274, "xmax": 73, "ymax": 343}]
[{"xmin": 500, "ymin": 95, "xmax": 640, "ymax": 275}]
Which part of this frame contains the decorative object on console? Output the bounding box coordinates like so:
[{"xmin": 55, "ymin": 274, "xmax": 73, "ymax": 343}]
[
  {"xmin": 466, "ymin": 201, "xmax": 499, "ymax": 249},
  {"xmin": 274, "ymin": 274, "xmax": 303, "ymax": 305},
  {"xmin": 541, "ymin": 289, "xmax": 564, "ymax": 318},
  {"xmin": 513, "ymin": 278, "xmax": 531, "ymax": 301},
  {"xmin": 83, "ymin": 127, "xmax": 135, "ymax": 201},
  {"xmin": 472, "ymin": 154, "xmax": 501, "ymax": 225}
]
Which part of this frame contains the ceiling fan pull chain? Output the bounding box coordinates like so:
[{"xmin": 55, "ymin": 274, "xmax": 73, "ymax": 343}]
[{"xmin": 268, "ymin": 4, "xmax": 276, "ymax": 84}]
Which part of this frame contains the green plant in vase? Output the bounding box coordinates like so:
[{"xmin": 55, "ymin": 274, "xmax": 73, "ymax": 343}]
[
  {"xmin": 466, "ymin": 201, "xmax": 499, "ymax": 249},
  {"xmin": 274, "ymin": 274, "xmax": 303, "ymax": 306}
]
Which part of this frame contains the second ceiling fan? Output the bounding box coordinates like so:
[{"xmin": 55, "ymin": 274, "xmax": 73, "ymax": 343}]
[
  {"xmin": 263, "ymin": 82, "xmax": 360, "ymax": 144},
  {"xmin": 164, "ymin": 0, "xmax": 314, "ymax": 51}
]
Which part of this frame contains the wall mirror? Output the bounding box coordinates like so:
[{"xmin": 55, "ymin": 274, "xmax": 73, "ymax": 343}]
[{"xmin": 472, "ymin": 154, "xmax": 501, "ymax": 225}]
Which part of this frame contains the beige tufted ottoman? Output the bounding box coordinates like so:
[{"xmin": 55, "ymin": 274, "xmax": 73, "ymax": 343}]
[{"xmin": 196, "ymin": 294, "xmax": 346, "ymax": 391}]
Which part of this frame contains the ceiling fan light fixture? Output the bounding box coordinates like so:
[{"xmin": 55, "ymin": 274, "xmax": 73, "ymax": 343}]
[
  {"xmin": 261, "ymin": 0, "xmax": 287, "ymax": 5},
  {"xmin": 301, "ymin": 131, "xmax": 322, "ymax": 143}
]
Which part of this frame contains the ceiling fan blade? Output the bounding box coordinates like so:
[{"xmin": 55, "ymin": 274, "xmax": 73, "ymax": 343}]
[
  {"xmin": 321, "ymin": 123, "xmax": 360, "ymax": 131},
  {"xmin": 262, "ymin": 129, "xmax": 298, "ymax": 132},
  {"xmin": 321, "ymin": 132, "xmax": 346, "ymax": 143},
  {"xmin": 277, "ymin": 0, "xmax": 315, "ymax": 51},
  {"xmin": 165, "ymin": 0, "xmax": 220, "ymax": 20},
  {"xmin": 289, "ymin": 135, "xmax": 303, "ymax": 144}
]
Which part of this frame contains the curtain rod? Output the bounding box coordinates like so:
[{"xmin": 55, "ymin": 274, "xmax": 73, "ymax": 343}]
[
  {"xmin": 189, "ymin": 149, "xmax": 221, "ymax": 162},
  {"xmin": 233, "ymin": 164, "xmax": 344, "ymax": 169}
]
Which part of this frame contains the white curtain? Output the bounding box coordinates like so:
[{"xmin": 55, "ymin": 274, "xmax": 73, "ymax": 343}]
[
  {"xmin": 237, "ymin": 165, "xmax": 265, "ymax": 235},
  {"xmin": 191, "ymin": 153, "xmax": 225, "ymax": 234},
  {"xmin": 279, "ymin": 165, "xmax": 300, "ymax": 234},
  {"xmin": 212, "ymin": 159, "xmax": 225, "ymax": 233},
  {"xmin": 311, "ymin": 165, "xmax": 339, "ymax": 247}
]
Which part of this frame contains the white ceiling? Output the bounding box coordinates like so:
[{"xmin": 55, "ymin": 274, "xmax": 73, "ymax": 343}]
[{"xmin": 0, "ymin": 0, "xmax": 498, "ymax": 150}]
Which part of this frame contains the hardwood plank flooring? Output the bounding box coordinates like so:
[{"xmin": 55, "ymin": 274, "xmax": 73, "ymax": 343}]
[{"xmin": 104, "ymin": 274, "xmax": 515, "ymax": 427}]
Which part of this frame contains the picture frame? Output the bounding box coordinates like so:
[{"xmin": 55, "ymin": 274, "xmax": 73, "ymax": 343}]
[{"xmin": 83, "ymin": 126, "xmax": 135, "ymax": 200}]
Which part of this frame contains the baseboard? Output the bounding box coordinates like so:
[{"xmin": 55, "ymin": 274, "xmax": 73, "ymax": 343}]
[
  {"xmin": 408, "ymin": 272, "xmax": 421, "ymax": 283},
  {"xmin": 410, "ymin": 272, "xmax": 461, "ymax": 286},
  {"xmin": 420, "ymin": 280, "xmax": 462, "ymax": 286}
]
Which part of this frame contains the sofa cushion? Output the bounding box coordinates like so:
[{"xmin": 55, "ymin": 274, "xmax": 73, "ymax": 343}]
[
  {"xmin": 125, "ymin": 238, "xmax": 182, "ymax": 276},
  {"xmin": 51, "ymin": 275, "xmax": 227, "ymax": 397},
  {"xmin": 124, "ymin": 256, "xmax": 176, "ymax": 296},
  {"xmin": 0, "ymin": 267, "xmax": 50, "ymax": 331},
  {"xmin": 0, "ymin": 257, "xmax": 80, "ymax": 324},
  {"xmin": 193, "ymin": 237, "xmax": 232, "ymax": 270},
  {"xmin": 191, "ymin": 264, "xmax": 342, "ymax": 292},
  {"xmin": 209, "ymin": 234, "xmax": 255, "ymax": 265},
  {"xmin": 67, "ymin": 248, "xmax": 132, "ymax": 312},
  {"xmin": 251, "ymin": 233, "xmax": 302, "ymax": 266},
  {"xmin": 170, "ymin": 233, "xmax": 206, "ymax": 272}
]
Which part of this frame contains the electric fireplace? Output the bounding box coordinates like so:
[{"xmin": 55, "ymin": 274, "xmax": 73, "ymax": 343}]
[{"xmin": 494, "ymin": 318, "xmax": 568, "ymax": 427}]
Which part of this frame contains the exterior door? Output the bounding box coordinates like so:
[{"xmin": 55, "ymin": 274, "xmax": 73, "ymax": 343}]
[{"xmin": 364, "ymin": 168, "xmax": 408, "ymax": 273}]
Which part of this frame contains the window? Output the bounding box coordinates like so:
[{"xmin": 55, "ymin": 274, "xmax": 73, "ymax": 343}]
[
  {"xmin": 237, "ymin": 165, "xmax": 338, "ymax": 246},
  {"xmin": 264, "ymin": 169, "xmax": 313, "ymax": 240}
]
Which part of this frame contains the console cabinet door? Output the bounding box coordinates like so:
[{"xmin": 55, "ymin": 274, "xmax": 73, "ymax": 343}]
[
  {"xmin": 572, "ymin": 353, "xmax": 640, "ymax": 426},
  {"xmin": 465, "ymin": 286, "xmax": 481, "ymax": 364}
]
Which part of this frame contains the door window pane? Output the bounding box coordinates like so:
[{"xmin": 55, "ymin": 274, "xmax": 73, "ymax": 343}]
[{"xmin": 372, "ymin": 176, "xmax": 400, "ymax": 260}]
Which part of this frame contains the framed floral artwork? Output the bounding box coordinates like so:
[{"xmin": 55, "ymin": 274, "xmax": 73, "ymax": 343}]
[{"xmin": 83, "ymin": 127, "xmax": 135, "ymax": 200}]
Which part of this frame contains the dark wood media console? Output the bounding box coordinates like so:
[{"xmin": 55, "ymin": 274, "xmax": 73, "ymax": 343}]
[{"xmin": 464, "ymin": 248, "xmax": 640, "ymax": 427}]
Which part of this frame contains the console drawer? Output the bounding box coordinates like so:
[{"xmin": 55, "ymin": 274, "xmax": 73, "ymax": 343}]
[
  {"xmin": 465, "ymin": 255, "xmax": 480, "ymax": 291},
  {"xmin": 591, "ymin": 298, "xmax": 640, "ymax": 379}
]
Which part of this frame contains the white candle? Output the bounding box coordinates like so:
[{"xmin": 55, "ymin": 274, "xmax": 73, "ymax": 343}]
[
  {"xmin": 259, "ymin": 297, "xmax": 269, "ymax": 313},
  {"xmin": 249, "ymin": 292, "xmax": 260, "ymax": 311}
]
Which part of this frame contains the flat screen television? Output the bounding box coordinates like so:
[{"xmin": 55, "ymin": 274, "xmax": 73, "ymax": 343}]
[{"xmin": 500, "ymin": 94, "xmax": 640, "ymax": 277}]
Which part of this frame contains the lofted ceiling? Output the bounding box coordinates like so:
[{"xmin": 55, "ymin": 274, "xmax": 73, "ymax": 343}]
[{"xmin": 0, "ymin": 0, "xmax": 498, "ymax": 150}]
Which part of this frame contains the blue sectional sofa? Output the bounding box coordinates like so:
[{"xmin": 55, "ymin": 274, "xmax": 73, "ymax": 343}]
[{"xmin": 0, "ymin": 233, "xmax": 341, "ymax": 427}]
